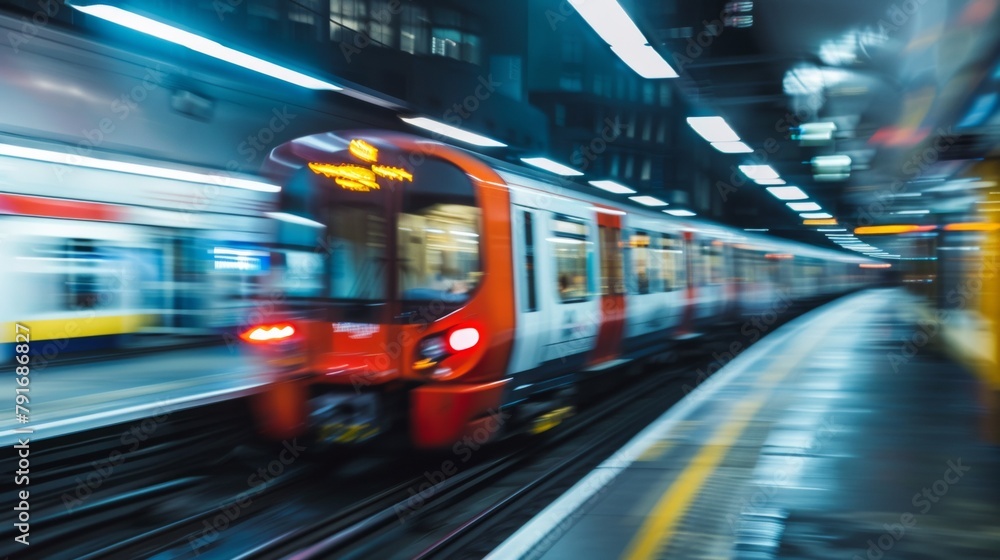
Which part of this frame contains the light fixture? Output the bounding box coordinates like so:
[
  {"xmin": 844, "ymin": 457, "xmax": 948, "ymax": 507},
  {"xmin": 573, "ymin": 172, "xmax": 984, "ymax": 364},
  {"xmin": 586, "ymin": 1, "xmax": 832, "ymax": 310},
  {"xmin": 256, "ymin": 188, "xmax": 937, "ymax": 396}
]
[
  {"xmin": 0, "ymin": 142, "xmax": 280, "ymax": 192},
  {"xmin": 400, "ymin": 116, "xmax": 506, "ymax": 147},
  {"xmin": 787, "ymin": 202, "xmax": 822, "ymax": 212},
  {"xmin": 812, "ymin": 155, "xmax": 852, "ymax": 169},
  {"xmin": 266, "ymin": 212, "xmax": 324, "ymax": 228},
  {"xmin": 817, "ymin": 228, "xmax": 847, "ymax": 232},
  {"xmin": 754, "ymin": 179, "xmax": 786, "ymax": 186},
  {"xmin": 69, "ymin": 4, "xmax": 342, "ymax": 91},
  {"xmin": 686, "ymin": 117, "xmax": 740, "ymax": 143},
  {"xmin": 629, "ymin": 195, "xmax": 669, "ymax": 207},
  {"xmin": 611, "ymin": 44, "xmax": 679, "ymax": 79},
  {"xmin": 744, "ymin": 228, "xmax": 769, "ymax": 232},
  {"xmin": 739, "ymin": 165, "xmax": 780, "ymax": 181},
  {"xmin": 520, "ymin": 157, "xmax": 584, "ymax": 176},
  {"xmin": 589, "ymin": 180, "xmax": 637, "ymax": 194},
  {"xmin": 800, "ymin": 212, "xmax": 833, "ymax": 219},
  {"xmin": 765, "ymin": 186, "xmax": 808, "ymax": 200},
  {"xmin": 568, "ymin": 0, "xmax": 648, "ymax": 51},
  {"xmin": 711, "ymin": 141, "xmax": 753, "ymax": 154},
  {"xmin": 569, "ymin": 0, "xmax": 679, "ymax": 80},
  {"xmin": 664, "ymin": 209, "xmax": 696, "ymax": 217},
  {"xmin": 891, "ymin": 209, "xmax": 930, "ymax": 215}
]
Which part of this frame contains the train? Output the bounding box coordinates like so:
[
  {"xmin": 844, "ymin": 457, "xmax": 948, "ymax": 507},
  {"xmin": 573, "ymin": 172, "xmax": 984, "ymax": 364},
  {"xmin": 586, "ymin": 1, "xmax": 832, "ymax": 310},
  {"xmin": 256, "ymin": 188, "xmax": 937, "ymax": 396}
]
[
  {"xmin": 239, "ymin": 130, "xmax": 880, "ymax": 449},
  {"xmin": 0, "ymin": 135, "xmax": 278, "ymax": 363}
]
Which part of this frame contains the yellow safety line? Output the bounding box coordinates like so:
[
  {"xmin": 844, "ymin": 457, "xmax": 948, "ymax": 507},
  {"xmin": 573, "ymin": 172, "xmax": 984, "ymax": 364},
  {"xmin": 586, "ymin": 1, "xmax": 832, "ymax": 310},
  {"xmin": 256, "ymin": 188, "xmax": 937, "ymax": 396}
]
[{"xmin": 622, "ymin": 320, "xmax": 839, "ymax": 560}]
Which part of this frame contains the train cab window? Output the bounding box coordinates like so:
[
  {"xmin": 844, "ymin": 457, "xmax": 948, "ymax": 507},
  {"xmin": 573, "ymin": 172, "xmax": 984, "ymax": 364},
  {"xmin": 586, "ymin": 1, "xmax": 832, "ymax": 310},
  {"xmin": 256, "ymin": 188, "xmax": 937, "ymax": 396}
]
[
  {"xmin": 551, "ymin": 217, "xmax": 591, "ymax": 302},
  {"xmin": 659, "ymin": 234, "xmax": 685, "ymax": 291},
  {"xmin": 628, "ymin": 231, "xmax": 651, "ymax": 295},
  {"xmin": 397, "ymin": 160, "xmax": 483, "ymax": 303}
]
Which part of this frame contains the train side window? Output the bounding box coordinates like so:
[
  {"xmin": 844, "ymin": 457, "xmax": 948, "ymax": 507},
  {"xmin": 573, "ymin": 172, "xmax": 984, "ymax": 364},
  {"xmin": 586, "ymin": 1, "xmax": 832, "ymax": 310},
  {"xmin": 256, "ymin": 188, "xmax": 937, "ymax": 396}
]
[
  {"xmin": 523, "ymin": 211, "xmax": 538, "ymax": 312},
  {"xmin": 702, "ymin": 240, "xmax": 723, "ymax": 284},
  {"xmin": 599, "ymin": 225, "xmax": 624, "ymax": 295},
  {"xmin": 551, "ymin": 217, "xmax": 590, "ymax": 303},
  {"xmin": 629, "ymin": 231, "xmax": 650, "ymax": 295},
  {"xmin": 660, "ymin": 234, "xmax": 684, "ymax": 291}
]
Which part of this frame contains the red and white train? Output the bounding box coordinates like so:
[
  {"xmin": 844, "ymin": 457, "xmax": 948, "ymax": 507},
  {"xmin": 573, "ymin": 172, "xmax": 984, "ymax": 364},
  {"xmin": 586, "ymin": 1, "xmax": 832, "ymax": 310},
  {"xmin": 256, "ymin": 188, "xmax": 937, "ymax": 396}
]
[{"xmin": 242, "ymin": 131, "xmax": 878, "ymax": 448}]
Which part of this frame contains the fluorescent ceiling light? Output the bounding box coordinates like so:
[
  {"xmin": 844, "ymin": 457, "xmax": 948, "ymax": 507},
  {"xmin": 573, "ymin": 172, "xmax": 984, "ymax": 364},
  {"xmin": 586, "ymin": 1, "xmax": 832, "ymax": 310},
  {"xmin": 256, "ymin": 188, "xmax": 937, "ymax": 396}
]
[
  {"xmin": 520, "ymin": 157, "xmax": 584, "ymax": 176},
  {"xmin": 818, "ymin": 228, "xmax": 847, "ymax": 232},
  {"xmin": 892, "ymin": 209, "xmax": 930, "ymax": 215},
  {"xmin": 801, "ymin": 122, "xmax": 837, "ymax": 133},
  {"xmin": 70, "ymin": 4, "xmax": 341, "ymax": 91},
  {"xmin": 800, "ymin": 212, "xmax": 833, "ymax": 219},
  {"xmin": 266, "ymin": 212, "xmax": 324, "ymax": 228},
  {"xmin": 400, "ymin": 116, "xmax": 507, "ymax": 147},
  {"xmin": 0, "ymin": 142, "xmax": 280, "ymax": 192},
  {"xmin": 787, "ymin": 202, "xmax": 822, "ymax": 211},
  {"xmin": 739, "ymin": 165, "xmax": 780, "ymax": 180},
  {"xmin": 754, "ymin": 179, "xmax": 786, "ymax": 186},
  {"xmin": 687, "ymin": 117, "xmax": 740, "ymax": 143},
  {"xmin": 664, "ymin": 209, "xmax": 696, "ymax": 217},
  {"xmin": 766, "ymin": 186, "xmax": 808, "ymax": 200},
  {"xmin": 611, "ymin": 44, "xmax": 679, "ymax": 79},
  {"xmin": 568, "ymin": 0, "xmax": 648, "ymax": 50},
  {"xmin": 629, "ymin": 195, "xmax": 669, "ymax": 207},
  {"xmin": 812, "ymin": 155, "xmax": 852, "ymax": 169},
  {"xmin": 568, "ymin": 0, "xmax": 679, "ymax": 80},
  {"xmin": 589, "ymin": 180, "xmax": 637, "ymax": 194},
  {"xmin": 711, "ymin": 141, "xmax": 753, "ymax": 154},
  {"xmin": 744, "ymin": 228, "xmax": 769, "ymax": 232}
]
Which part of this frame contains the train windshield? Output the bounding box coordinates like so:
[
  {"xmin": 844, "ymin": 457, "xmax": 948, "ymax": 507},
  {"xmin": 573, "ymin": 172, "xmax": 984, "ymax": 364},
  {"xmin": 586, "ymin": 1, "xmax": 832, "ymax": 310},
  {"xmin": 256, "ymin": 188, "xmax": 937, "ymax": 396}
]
[
  {"xmin": 270, "ymin": 152, "xmax": 481, "ymax": 319},
  {"xmin": 397, "ymin": 159, "xmax": 482, "ymax": 307}
]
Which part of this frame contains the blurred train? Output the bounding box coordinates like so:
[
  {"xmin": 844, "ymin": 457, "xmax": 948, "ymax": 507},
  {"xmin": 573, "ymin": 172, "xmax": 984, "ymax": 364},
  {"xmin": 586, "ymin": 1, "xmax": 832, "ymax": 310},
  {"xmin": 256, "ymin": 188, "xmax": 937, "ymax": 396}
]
[
  {"xmin": 240, "ymin": 131, "xmax": 880, "ymax": 449},
  {"xmin": 0, "ymin": 136, "xmax": 278, "ymax": 362}
]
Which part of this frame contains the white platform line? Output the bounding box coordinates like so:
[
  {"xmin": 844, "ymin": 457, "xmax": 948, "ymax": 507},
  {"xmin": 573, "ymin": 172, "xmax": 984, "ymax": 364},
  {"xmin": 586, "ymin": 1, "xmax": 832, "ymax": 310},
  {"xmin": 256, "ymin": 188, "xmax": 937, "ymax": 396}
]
[{"xmin": 485, "ymin": 291, "xmax": 875, "ymax": 560}]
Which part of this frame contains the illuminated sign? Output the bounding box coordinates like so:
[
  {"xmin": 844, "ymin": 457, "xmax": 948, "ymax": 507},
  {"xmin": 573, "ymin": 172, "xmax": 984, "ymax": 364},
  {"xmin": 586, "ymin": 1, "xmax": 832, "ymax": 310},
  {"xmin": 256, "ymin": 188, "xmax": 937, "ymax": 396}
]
[
  {"xmin": 803, "ymin": 218, "xmax": 838, "ymax": 226},
  {"xmin": 308, "ymin": 162, "xmax": 380, "ymax": 192},
  {"xmin": 943, "ymin": 222, "xmax": 1000, "ymax": 232},
  {"xmin": 349, "ymin": 138, "xmax": 379, "ymax": 163},
  {"xmin": 310, "ymin": 138, "xmax": 414, "ymax": 192},
  {"xmin": 372, "ymin": 164, "xmax": 414, "ymax": 182},
  {"xmin": 854, "ymin": 225, "xmax": 936, "ymax": 235}
]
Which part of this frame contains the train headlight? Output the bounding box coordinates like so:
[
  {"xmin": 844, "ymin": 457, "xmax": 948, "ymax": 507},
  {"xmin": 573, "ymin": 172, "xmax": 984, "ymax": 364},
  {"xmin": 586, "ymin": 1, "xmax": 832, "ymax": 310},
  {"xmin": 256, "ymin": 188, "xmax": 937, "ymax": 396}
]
[
  {"xmin": 414, "ymin": 326, "xmax": 481, "ymax": 372},
  {"xmin": 447, "ymin": 327, "xmax": 480, "ymax": 352}
]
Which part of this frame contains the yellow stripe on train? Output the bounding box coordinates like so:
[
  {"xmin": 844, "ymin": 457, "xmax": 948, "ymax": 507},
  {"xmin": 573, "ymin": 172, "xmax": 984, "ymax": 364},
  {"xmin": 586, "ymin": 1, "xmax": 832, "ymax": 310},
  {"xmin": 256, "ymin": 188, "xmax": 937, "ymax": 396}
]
[{"xmin": 1, "ymin": 314, "xmax": 155, "ymax": 344}]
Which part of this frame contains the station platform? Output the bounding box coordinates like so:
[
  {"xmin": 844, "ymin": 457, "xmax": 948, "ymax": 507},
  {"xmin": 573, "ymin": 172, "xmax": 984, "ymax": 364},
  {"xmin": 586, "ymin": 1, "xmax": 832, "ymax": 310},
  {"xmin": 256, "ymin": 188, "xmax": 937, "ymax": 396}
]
[
  {"xmin": 488, "ymin": 289, "xmax": 1000, "ymax": 560},
  {"xmin": 0, "ymin": 344, "xmax": 267, "ymax": 446}
]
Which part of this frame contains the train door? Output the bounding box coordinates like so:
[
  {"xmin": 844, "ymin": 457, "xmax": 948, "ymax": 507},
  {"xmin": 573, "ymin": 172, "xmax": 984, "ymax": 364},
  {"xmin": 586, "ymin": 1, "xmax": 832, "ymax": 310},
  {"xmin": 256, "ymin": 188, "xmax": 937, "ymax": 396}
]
[
  {"xmin": 591, "ymin": 212, "xmax": 626, "ymax": 365},
  {"xmin": 542, "ymin": 211, "xmax": 601, "ymax": 370},
  {"xmin": 507, "ymin": 207, "xmax": 548, "ymax": 375}
]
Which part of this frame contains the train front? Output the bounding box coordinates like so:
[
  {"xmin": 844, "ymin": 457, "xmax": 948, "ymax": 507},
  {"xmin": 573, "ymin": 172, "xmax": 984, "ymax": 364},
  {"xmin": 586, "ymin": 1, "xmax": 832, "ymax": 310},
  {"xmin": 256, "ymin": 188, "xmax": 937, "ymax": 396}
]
[{"xmin": 244, "ymin": 132, "xmax": 515, "ymax": 449}]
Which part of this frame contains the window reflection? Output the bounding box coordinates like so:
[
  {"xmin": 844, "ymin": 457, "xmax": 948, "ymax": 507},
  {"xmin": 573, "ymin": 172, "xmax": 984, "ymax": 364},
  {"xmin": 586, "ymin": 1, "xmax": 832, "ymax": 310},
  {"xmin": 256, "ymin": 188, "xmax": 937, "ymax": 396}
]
[
  {"xmin": 398, "ymin": 204, "xmax": 482, "ymax": 302},
  {"xmin": 551, "ymin": 218, "xmax": 590, "ymax": 302}
]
